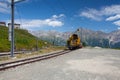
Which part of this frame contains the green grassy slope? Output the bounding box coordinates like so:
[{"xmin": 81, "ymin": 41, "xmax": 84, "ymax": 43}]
[{"xmin": 0, "ymin": 26, "xmax": 49, "ymax": 52}]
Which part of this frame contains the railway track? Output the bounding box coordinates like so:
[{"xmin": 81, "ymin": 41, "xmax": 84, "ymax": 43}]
[
  {"xmin": 0, "ymin": 51, "xmax": 33, "ymax": 57},
  {"xmin": 0, "ymin": 50, "xmax": 71, "ymax": 71}
]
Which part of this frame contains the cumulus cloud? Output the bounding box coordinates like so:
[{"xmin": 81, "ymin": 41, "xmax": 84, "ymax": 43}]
[
  {"xmin": 6, "ymin": 14, "xmax": 65, "ymax": 29},
  {"xmin": 20, "ymin": 19, "xmax": 63, "ymax": 28},
  {"xmin": 80, "ymin": 5, "xmax": 120, "ymax": 21}
]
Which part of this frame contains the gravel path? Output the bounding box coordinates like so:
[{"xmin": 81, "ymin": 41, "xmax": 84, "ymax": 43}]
[{"xmin": 0, "ymin": 48, "xmax": 120, "ymax": 80}]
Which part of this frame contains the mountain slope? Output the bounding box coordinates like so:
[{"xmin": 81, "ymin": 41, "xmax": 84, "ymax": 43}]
[
  {"xmin": 0, "ymin": 26, "xmax": 49, "ymax": 52},
  {"xmin": 31, "ymin": 28, "xmax": 120, "ymax": 48}
]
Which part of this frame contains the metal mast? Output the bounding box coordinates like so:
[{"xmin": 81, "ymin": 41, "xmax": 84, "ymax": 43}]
[
  {"xmin": 10, "ymin": 0, "xmax": 25, "ymax": 57},
  {"xmin": 11, "ymin": 0, "xmax": 14, "ymax": 57}
]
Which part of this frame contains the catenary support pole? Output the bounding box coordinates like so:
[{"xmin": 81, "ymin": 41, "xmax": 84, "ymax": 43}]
[{"xmin": 11, "ymin": 0, "xmax": 14, "ymax": 57}]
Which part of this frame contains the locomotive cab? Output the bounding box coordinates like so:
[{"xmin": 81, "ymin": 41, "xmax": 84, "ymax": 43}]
[{"xmin": 67, "ymin": 34, "xmax": 82, "ymax": 50}]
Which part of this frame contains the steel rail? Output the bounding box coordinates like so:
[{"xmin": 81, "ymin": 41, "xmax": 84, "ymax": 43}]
[
  {"xmin": 0, "ymin": 50, "xmax": 71, "ymax": 71},
  {"xmin": 0, "ymin": 51, "xmax": 33, "ymax": 57}
]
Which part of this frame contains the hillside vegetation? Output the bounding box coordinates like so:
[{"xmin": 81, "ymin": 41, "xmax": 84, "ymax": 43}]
[{"xmin": 0, "ymin": 26, "xmax": 50, "ymax": 52}]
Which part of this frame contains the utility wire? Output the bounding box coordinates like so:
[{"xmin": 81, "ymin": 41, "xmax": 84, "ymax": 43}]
[{"xmin": 15, "ymin": 5, "xmax": 23, "ymax": 27}]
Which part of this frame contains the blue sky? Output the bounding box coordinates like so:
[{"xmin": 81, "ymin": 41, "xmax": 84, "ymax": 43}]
[{"xmin": 0, "ymin": 0, "xmax": 120, "ymax": 32}]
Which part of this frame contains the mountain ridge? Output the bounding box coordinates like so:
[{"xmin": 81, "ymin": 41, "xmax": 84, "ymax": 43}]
[{"xmin": 31, "ymin": 28, "xmax": 120, "ymax": 48}]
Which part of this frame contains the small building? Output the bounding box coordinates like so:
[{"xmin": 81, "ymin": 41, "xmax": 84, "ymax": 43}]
[
  {"xmin": 0, "ymin": 22, "xmax": 6, "ymax": 26},
  {"xmin": 8, "ymin": 23, "xmax": 20, "ymax": 29}
]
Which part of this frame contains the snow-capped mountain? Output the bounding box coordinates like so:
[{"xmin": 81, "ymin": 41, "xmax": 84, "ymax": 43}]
[{"xmin": 30, "ymin": 28, "xmax": 120, "ymax": 48}]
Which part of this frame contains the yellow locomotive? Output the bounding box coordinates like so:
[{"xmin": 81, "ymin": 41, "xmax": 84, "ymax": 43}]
[{"xmin": 67, "ymin": 34, "xmax": 82, "ymax": 50}]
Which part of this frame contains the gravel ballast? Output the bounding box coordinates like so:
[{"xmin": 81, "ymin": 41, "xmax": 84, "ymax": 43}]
[{"xmin": 0, "ymin": 48, "xmax": 120, "ymax": 80}]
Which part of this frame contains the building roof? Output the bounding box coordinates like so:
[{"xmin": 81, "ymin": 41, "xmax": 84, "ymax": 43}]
[{"xmin": 0, "ymin": 22, "xmax": 6, "ymax": 24}]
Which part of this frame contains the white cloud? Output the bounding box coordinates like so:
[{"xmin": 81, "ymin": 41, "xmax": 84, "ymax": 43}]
[
  {"xmin": 0, "ymin": 2, "xmax": 9, "ymax": 13},
  {"xmin": 80, "ymin": 10, "xmax": 102, "ymax": 21},
  {"xmin": 6, "ymin": 0, "xmax": 27, "ymax": 3},
  {"xmin": 6, "ymin": 14, "xmax": 65, "ymax": 29},
  {"xmin": 80, "ymin": 5, "xmax": 120, "ymax": 21},
  {"xmin": 102, "ymin": 5, "xmax": 120, "ymax": 15},
  {"xmin": 52, "ymin": 14, "xmax": 65, "ymax": 20},
  {"xmin": 17, "ymin": 19, "xmax": 63, "ymax": 28},
  {"xmin": 118, "ymin": 27, "xmax": 120, "ymax": 30},
  {"xmin": 44, "ymin": 19, "xmax": 63, "ymax": 27},
  {"xmin": 0, "ymin": 2, "xmax": 7, "ymax": 8},
  {"xmin": 59, "ymin": 14, "xmax": 65, "ymax": 17},
  {"xmin": 80, "ymin": 5, "xmax": 120, "ymax": 28},
  {"xmin": 106, "ymin": 14, "xmax": 120, "ymax": 21},
  {"xmin": 0, "ymin": 0, "xmax": 27, "ymax": 14},
  {"xmin": 113, "ymin": 20, "xmax": 120, "ymax": 26}
]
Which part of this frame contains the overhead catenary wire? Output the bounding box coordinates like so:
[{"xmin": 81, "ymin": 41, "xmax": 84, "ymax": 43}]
[{"xmin": 15, "ymin": 5, "xmax": 23, "ymax": 27}]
